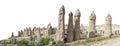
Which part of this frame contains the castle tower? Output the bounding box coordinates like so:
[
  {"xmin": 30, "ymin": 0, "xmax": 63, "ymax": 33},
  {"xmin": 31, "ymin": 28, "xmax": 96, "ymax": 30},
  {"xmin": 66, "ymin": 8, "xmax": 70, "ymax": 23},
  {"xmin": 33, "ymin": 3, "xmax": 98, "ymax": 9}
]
[
  {"xmin": 104, "ymin": 13, "xmax": 112, "ymax": 37},
  {"xmin": 67, "ymin": 12, "xmax": 73, "ymax": 42},
  {"xmin": 74, "ymin": 9, "xmax": 81, "ymax": 41},
  {"xmin": 88, "ymin": 11, "xmax": 96, "ymax": 38},
  {"xmin": 56, "ymin": 5, "xmax": 65, "ymax": 41}
]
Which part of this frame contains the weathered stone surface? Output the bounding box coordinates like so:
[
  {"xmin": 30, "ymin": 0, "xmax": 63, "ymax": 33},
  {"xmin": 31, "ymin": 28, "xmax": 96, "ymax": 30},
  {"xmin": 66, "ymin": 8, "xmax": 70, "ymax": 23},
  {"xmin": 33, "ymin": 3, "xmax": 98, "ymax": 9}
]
[
  {"xmin": 11, "ymin": 32, "xmax": 14, "ymax": 37},
  {"xmin": 20, "ymin": 30, "xmax": 23, "ymax": 37},
  {"xmin": 6, "ymin": 5, "xmax": 119, "ymax": 44},
  {"xmin": 24, "ymin": 28, "xmax": 27, "ymax": 36},
  {"xmin": 18, "ymin": 31, "xmax": 21, "ymax": 37},
  {"xmin": 89, "ymin": 11, "xmax": 96, "ymax": 20},
  {"xmin": 74, "ymin": 9, "xmax": 81, "ymax": 41},
  {"xmin": 88, "ymin": 11, "xmax": 96, "ymax": 38},
  {"xmin": 28, "ymin": 27, "xmax": 31, "ymax": 36},
  {"xmin": 67, "ymin": 12, "xmax": 73, "ymax": 42},
  {"xmin": 52, "ymin": 28, "xmax": 57, "ymax": 34},
  {"xmin": 80, "ymin": 24, "xmax": 88, "ymax": 38},
  {"xmin": 22, "ymin": 27, "xmax": 31, "ymax": 37},
  {"xmin": 45, "ymin": 23, "xmax": 53, "ymax": 37},
  {"xmin": 33, "ymin": 27, "xmax": 40, "ymax": 37},
  {"xmin": 56, "ymin": 5, "xmax": 65, "ymax": 42},
  {"xmin": 104, "ymin": 13, "xmax": 112, "ymax": 37},
  {"xmin": 80, "ymin": 24, "xmax": 87, "ymax": 34}
]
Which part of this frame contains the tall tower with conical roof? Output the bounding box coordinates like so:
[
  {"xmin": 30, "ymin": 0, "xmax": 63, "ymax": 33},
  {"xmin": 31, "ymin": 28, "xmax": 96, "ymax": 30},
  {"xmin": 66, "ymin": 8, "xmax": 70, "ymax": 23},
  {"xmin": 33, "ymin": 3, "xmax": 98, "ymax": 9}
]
[
  {"xmin": 56, "ymin": 5, "xmax": 65, "ymax": 41},
  {"xmin": 104, "ymin": 13, "xmax": 112, "ymax": 37},
  {"xmin": 88, "ymin": 11, "xmax": 96, "ymax": 38},
  {"xmin": 74, "ymin": 9, "xmax": 81, "ymax": 41}
]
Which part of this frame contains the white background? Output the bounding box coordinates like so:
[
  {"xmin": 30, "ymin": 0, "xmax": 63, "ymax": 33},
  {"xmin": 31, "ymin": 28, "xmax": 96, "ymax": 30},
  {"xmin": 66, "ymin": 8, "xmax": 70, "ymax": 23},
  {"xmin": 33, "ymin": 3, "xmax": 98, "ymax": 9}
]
[{"xmin": 0, "ymin": 0, "xmax": 120, "ymax": 40}]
